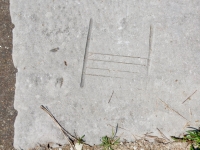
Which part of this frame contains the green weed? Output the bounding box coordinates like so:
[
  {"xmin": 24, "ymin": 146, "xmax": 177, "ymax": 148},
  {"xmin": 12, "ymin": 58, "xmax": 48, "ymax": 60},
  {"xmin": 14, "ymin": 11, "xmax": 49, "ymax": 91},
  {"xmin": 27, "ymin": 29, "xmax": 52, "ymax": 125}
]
[
  {"xmin": 100, "ymin": 125, "xmax": 120, "ymax": 150},
  {"xmin": 77, "ymin": 135, "xmax": 85, "ymax": 144},
  {"xmin": 171, "ymin": 127, "xmax": 200, "ymax": 150}
]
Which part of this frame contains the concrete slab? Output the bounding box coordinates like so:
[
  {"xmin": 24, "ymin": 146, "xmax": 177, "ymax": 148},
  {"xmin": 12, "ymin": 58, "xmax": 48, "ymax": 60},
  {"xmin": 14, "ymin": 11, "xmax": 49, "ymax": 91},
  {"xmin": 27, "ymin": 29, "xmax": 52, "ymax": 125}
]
[{"xmin": 10, "ymin": 0, "xmax": 200, "ymax": 149}]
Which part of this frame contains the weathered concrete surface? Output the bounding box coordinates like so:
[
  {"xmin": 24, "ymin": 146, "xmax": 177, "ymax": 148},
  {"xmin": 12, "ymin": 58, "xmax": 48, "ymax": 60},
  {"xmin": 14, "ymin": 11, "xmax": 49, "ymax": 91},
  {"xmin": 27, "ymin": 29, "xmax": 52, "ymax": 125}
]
[{"xmin": 10, "ymin": 0, "xmax": 200, "ymax": 149}]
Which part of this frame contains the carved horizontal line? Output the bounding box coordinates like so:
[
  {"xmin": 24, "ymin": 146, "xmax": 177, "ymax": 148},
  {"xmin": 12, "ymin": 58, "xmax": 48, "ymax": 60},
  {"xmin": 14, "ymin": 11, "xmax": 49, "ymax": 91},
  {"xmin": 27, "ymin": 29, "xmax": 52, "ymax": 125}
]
[
  {"xmin": 89, "ymin": 52, "xmax": 148, "ymax": 60},
  {"xmin": 85, "ymin": 73, "xmax": 124, "ymax": 79},
  {"xmin": 88, "ymin": 59, "xmax": 146, "ymax": 66},
  {"xmin": 87, "ymin": 67, "xmax": 138, "ymax": 74}
]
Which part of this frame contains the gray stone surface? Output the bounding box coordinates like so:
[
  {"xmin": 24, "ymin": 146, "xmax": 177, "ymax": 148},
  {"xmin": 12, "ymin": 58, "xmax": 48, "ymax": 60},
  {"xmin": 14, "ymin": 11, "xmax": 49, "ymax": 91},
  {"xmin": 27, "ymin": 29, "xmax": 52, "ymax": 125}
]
[{"xmin": 10, "ymin": 0, "xmax": 200, "ymax": 149}]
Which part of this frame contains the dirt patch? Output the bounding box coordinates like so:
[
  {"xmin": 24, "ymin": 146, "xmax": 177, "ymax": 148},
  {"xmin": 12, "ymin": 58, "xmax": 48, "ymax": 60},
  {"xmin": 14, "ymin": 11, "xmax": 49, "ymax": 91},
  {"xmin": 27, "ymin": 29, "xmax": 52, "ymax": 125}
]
[
  {"xmin": 0, "ymin": 0, "xmax": 17, "ymax": 149},
  {"xmin": 30, "ymin": 139, "xmax": 189, "ymax": 150}
]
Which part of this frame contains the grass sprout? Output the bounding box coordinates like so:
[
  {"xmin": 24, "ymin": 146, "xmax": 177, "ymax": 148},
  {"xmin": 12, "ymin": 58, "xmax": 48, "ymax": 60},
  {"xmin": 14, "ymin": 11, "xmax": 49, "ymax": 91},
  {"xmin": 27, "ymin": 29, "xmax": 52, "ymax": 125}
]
[
  {"xmin": 77, "ymin": 135, "xmax": 85, "ymax": 144},
  {"xmin": 171, "ymin": 127, "xmax": 200, "ymax": 150},
  {"xmin": 100, "ymin": 124, "xmax": 120, "ymax": 150}
]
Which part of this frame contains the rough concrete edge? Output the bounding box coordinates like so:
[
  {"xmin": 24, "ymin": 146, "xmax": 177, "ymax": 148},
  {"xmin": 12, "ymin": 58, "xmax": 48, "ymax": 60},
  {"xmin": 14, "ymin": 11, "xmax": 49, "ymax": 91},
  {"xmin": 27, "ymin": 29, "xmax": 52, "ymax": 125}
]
[{"xmin": 9, "ymin": 0, "xmax": 19, "ymax": 149}]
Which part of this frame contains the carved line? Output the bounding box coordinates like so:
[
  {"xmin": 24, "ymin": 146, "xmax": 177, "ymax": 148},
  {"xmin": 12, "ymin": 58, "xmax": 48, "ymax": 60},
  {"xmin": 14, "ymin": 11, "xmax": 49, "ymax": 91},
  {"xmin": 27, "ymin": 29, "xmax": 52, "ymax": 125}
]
[
  {"xmin": 87, "ymin": 67, "xmax": 138, "ymax": 74},
  {"xmin": 147, "ymin": 25, "xmax": 153, "ymax": 75},
  {"xmin": 85, "ymin": 73, "xmax": 137, "ymax": 80},
  {"xmin": 89, "ymin": 52, "xmax": 148, "ymax": 60},
  {"xmin": 80, "ymin": 18, "xmax": 93, "ymax": 88},
  {"xmin": 88, "ymin": 59, "xmax": 146, "ymax": 66},
  {"xmin": 85, "ymin": 73, "xmax": 124, "ymax": 79}
]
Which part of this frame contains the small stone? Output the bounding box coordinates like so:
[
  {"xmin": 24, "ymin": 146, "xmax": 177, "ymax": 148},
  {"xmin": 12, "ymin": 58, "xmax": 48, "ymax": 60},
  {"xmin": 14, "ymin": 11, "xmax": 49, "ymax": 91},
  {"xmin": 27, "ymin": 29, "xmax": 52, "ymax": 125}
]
[
  {"xmin": 133, "ymin": 146, "xmax": 137, "ymax": 150},
  {"xmin": 75, "ymin": 143, "xmax": 83, "ymax": 150}
]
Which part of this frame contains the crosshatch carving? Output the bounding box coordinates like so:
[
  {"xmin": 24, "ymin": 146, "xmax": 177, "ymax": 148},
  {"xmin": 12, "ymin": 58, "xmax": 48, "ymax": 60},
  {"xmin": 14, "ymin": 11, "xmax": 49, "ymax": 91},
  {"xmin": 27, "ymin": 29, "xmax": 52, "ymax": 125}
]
[
  {"xmin": 80, "ymin": 20, "xmax": 153, "ymax": 86},
  {"xmin": 86, "ymin": 52, "xmax": 148, "ymax": 79}
]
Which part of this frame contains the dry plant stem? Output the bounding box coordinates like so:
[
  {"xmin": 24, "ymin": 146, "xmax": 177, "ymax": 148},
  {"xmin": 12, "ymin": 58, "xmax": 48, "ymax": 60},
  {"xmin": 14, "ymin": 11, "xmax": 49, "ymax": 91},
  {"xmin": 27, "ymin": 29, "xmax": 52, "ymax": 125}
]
[
  {"xmin": 144, "ymin": 132, "xmax": 158, "ymax": 139},
  {"xmin": 144, "ymin": 135, "xmax": 158, "ymax": 138},
  {"xmin": 159, "ymin": 98, "xmax": 187, "ymax": 120},
  {"xmin": 40, "ymin": 105, "xmax": 76, "ymax": 149},
  {"xmin": 40, "ymin": 105, "xmax": 76, "ymax": 139},
  {"xmin": 108, "ymin": 91, "xmax": 114, "ymax": 103},
  {"xmin": 107, "ymin": 124, "xmax": 129, "ymax": 131},
  {"xmin": 182, "ymin": 90, "xmax": 197, "ymax": 104},
  {"xmin": 156, "ymin": 128, "xmax": 170, "ymax": 142}
]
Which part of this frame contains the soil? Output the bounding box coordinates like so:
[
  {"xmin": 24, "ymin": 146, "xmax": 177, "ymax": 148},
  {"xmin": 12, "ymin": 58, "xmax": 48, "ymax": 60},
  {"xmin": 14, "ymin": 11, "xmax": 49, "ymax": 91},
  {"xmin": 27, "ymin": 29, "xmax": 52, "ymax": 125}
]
[
  {"xmin": 31, "ymin": 139, "xmax": 189, "ymax": 150},
  {"xmin": 0, "ymin": 0, "xmax": 17, "ymax": 150}
]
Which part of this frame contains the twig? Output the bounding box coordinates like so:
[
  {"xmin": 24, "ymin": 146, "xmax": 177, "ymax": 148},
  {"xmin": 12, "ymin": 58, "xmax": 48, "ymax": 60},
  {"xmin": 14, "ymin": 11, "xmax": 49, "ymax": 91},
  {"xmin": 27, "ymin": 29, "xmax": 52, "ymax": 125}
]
[
  {"xmin": 189, "ymin": 108, "xmax": 192, "ymax": 116},
  {"xmin": 143, "ymin": 132, "xmax": 169, "ymax": 144},
  {"xmin": 40, "ymin": 105, "xmax": 76, "ymax": 149},
  {"xmin": 144, "ymin": 134, "xmax": 158, "ymax": 138},
  {"xmin": 108, "ymin": 91, "xmax": 114, "ymax": 103},
  {"xmin": 144, "ymin": 132, "xmax": 158, "ymax": 139},
  {"xmin": 182, "ymin": 90, "xmax": 197, "ymax": 104},
  {"xmin": 159, "ymin": 98, "xmax": 187, "ymax": 120},
  {"xmin": 107, "ymin": 124, "xmax": 129, "ymax": 131},
  {"xmin": 114, "ymin": 124, "xmax": 118, "ymax": 138},
  {"xmin": 156, "ymin": 128, "xmax": 170, "ymax": 141},
  {"xmin": 183, "ymin": 122, "xmax": 190, "ymax": 129}
]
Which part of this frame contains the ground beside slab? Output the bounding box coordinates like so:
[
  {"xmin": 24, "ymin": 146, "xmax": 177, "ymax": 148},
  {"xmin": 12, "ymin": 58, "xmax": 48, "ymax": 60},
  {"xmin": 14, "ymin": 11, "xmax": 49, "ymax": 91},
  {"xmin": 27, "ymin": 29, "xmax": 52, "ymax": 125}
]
[{"xmin": 0, "ymin": 0, "xmax": 17, "ymax": 149}]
